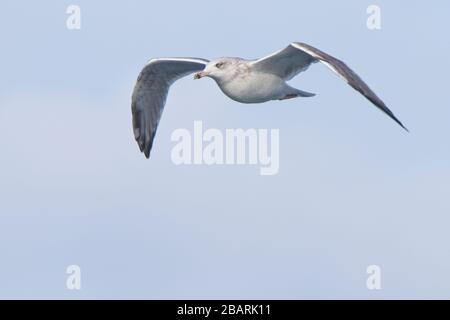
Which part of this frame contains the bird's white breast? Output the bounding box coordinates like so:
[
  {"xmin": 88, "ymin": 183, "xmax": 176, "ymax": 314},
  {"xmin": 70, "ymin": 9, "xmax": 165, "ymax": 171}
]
[{"xmin": 216, "ymin": 68, "xmax": 286, "ymax": 104}]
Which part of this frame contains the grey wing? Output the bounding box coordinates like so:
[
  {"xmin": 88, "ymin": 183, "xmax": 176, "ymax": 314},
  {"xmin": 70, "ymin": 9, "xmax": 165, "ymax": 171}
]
[
  {"xmin": 250, "ymin": 44, "xmax": 318, "ymax": 80},
  {"xmin": 251, "ymin": 42, "xmax": 407, "ymax": 131},
  {"xmin": 131, "ymin": 57, "xmax": 209, "ymax": 158}
]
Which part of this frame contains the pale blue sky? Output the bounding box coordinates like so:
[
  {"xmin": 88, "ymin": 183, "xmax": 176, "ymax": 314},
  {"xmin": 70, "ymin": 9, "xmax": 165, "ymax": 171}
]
[{"xmin": 0, "ymin": 1, "xmax": 449, "ymax": 299}]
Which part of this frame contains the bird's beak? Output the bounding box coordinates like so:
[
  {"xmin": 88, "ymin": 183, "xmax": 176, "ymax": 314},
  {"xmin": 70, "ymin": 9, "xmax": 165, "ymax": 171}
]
[{"xmin": 194, "ymin": 71, "xmax": 207, "ymax": 80}]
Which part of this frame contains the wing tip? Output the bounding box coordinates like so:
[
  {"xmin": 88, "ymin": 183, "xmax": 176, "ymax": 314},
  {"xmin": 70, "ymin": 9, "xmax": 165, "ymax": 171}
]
[
  {"xmin": 398, "ymin": 121, "xmax": 409, "ymax": 133},
  {"xmin": 143, "ymin": 139, "xmax": 153, "ymax": 159},
  {"xmin": 381, "ymin": 107, "xmax": 409, "ymax": 133},
  {"xmin": 401, "ymin": 122, "xmax": 409, "ymax": 132},
  {"xmin": 135, "ymin": 135, "xmax": 152, "ymax": 159},
  {"xmin": 386, "ymin": 110, "xmax": 409, "ymax": 132},
  {"xmin": 137, "ymin": 142, "xmax": 151, "ymax": 159}
]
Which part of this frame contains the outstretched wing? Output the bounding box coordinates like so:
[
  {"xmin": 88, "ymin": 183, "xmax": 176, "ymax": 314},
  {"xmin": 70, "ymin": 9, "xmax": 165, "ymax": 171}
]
[
  {"xmin": 251, "ymin": 42, "xmax": 407, "ymax": 131},
  {"xmin": 131, "ymin": 57, "xmax": 209, "ymax": 158},
  {"xmin": 251, "ymin": 43, "xmax": 318, "ymax": 81}
]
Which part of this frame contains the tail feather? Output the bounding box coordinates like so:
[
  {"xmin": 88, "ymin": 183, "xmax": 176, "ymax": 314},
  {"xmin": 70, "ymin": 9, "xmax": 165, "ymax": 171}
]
[{"xmin": 296, "ymin": 89, "xmax": 316, "ymax": 97}]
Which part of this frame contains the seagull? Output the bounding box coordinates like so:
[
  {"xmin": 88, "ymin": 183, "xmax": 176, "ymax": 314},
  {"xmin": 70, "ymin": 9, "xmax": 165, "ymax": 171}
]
[{"xmin": 132, "ymin": 42, "xmax": 407, "ymax": 158}]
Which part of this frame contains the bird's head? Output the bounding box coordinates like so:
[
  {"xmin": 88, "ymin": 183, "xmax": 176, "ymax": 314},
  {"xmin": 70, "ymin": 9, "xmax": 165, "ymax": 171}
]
[{"xmin": 194, "ymin": 58, "xmax": 240, "ymax": 82}]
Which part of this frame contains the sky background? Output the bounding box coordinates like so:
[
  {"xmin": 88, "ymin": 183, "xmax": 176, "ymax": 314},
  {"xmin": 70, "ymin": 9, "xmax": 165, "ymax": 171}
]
[{"xmin": 0, "ymin": 1, "xmax": 449, "ymax": 299}]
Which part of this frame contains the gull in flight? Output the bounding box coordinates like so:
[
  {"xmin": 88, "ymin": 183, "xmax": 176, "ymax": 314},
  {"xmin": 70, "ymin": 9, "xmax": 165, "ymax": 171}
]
[{"xmin": 132, "ymin": 42, "xmax": 407, "ymax": 158}]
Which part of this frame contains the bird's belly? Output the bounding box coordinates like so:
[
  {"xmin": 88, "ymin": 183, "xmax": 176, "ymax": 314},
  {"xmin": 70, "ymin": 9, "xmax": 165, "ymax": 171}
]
[{"xmin": 219, "ymin": 73, "xmax": 285, "ymax": 104}]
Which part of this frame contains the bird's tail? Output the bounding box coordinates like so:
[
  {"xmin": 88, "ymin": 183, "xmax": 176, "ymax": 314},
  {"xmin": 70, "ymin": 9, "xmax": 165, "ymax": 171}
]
[
  {"xmin": 295, "ymin": 89, "xmax": 316, "ymax": 97},
  {"xmin": 279, "ymin": 85, "xmax": 316, "ymax": 100}
]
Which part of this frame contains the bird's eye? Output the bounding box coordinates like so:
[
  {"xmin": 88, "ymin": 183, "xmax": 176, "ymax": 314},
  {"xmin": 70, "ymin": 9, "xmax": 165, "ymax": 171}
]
[{"xmin": 215, "ymin": 62, "xmax": 224, "ymax": 68}]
